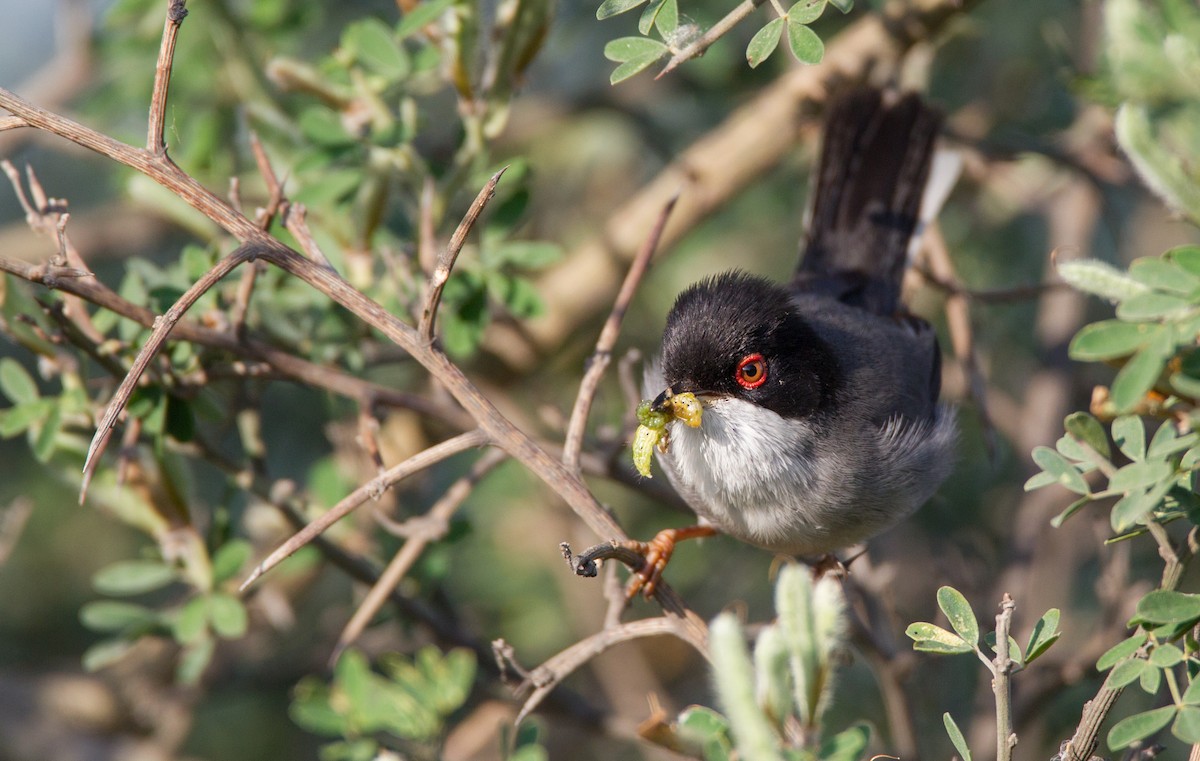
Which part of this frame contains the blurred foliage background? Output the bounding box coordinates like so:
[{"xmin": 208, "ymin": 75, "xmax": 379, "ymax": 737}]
[{"xmin": 0, "ymin": 0, "xmax": 1198, "ymax": 759}]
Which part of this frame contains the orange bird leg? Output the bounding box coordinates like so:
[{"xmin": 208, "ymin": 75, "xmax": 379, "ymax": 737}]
[{"xmin": 623, "ymin": 525, "xmax": 718, "ymax": 600}]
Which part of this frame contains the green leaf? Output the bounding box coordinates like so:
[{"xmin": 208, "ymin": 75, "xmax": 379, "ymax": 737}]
[
  {"xmin": 1139, "ymin": 663, "xmax": 1162, "ymax": 694},
  {"xmin": 82, "ymin": 638, "xmax": 135, "ymax": 672},
  {"xmin": 1107, "ymin": 705, "xmax": 1176, "ymax": 750},
  {"xmin": 1129, "ymin": 257, "xmax": 1200, "ymax": 295},
  {"xmin": 1058, "ymin": 259, "xmax": 1150, "ymax": 302},
  {"xmin": 397, "ymin": 0, "xmax": 455, "ymax": 39},
  {"xmin": 937, "ymin": 586, "xmax": 979, "ymax": 646},
  {"xmin": 1117, "ymin": 292, "xmax": 1195, "ymax": 321},
  {"xmin": 0, "ymin": 399, "xmax": 53, "ymax": 437},
  {"xmin": 1112, "ymin": 415, "xmax": 1147, "ymax": 461},
  {"xmin": 746, "ymin": 18, "xmax": 784, "ymax": 68},
  {"xmin": 1097, "ymin": 633, "xmax": 1146, "ymax": 670},
  {"xmin": 785, "ymin": 20, "xmax": 823, "ymax": 64},
  {"xmin": 654, "ymin": 0, "xmax": 678, "ymax": 36},
  {"xmin": 603, "ymin": 36, "xmax": 668, "ymax": 62},
  {"xmin": 32, "ymin": 403, "xmax": 62, "ymax": 462},
  {"xmin": 344, "ymin": 19, "xmax": 409, "ymax": 79},
  {"xmin": 1024, "ymin": 471, "xmax": 1059, "ymax": 491},
  {"xmin": 943, "ymin": 712, "xmax": 972, "ymax": 761},
  {"xmin": 1168, "ymin": 245, "xmax": 1200, "ymax": 277},
  {"xmin": 93, "ymin": 560, "xmax": 176, "ymax": 596},
  {"xmin": 1110, "ymin": 486, "xmax": 1164, "ymax": 533},
  {"xmin": 1171, "ymin": 371, "xmax": 1200, "ymax": 400},
  {"xmin": 1135, "ymin": 590, "xmax": 1200, "ymax": 625},
  {"xmin": 0, "ymin": 358, "xmax": 38, "ymax": 404},
  {"xmin": 1065, "ymin": 412, "xmax": 1110, "ymax": 459},
  {"xmin": 828, "ymin": 0, "xmax": 852, "ymax": 11},
  {"xmin": 787, "ymin": 0, "xmax": 826, "ymax": 25},
  {"xmin": 905, "ymin": 622, "xmax": 973, "ymax": 654},
  {"xmin": 1111, "ymin": 345, "xmax": 1168, "ymax": 413},
  {"xmin": 1031, "ymin": 446, "xmax": 1090, "ymax": 495},
  {"xmin": 1148, "ymin": 643, "xmax": 1184, "ymax": 667},
  {"xmin": 1183, "ymin": 676, "xmax": 1200, "ymax": 705},
  {"xmin": 484, "ymin": 241, "xmax": 564, "ymax": 269},
  {"xmin": 1069, "ymin": 320, "xmax": 1156, "ymax": 361},
  {"xmin": 177, "ymin": 637, "xmax": 215, "ymax": 686},
  {"xmin": 597, "ymin": 0, "xmax": 649, "ymax": 20},
  {"xmin": 211, "ymin": 540, "xmax": 252, "ymax": 585},
  {"xmin": 208, "ymin": 592, "xmax": 248, "ymax": 639},
  {"xmin": 984, "ymin": 632, "xmax": 1022, "ymax": 665},
  {"xmin": 290, "ymin": 677, "xmax": 345, "ymax": 736},
  {"xmin": 1174, "ymin": 706, "xmax": 1200, "ymax": 744},
  {"xmin": 79, "ymin": 601, "xmax": 157, "ymax": 633},
  {"xmin": 1024, "ymin": 608, "xmax": 1061, "ymax": 664},
  {"xmin": 1107, "ymin": 658, "xmax": 1148, "ymax": 689},
  {"xmin": 1148, "ymin": 420, "xmax": 1198, "ymax": 459},
  {"xmin": 818, "ymin": 722, "xmax": 870, "ymax": 761},
  {"xmin": 174, "ymin": 596, "xmax": 210, "ymax": 645},
  {"xmin": 1110, "ymin": 460, "xmax": 1173, "ymax": 493},
  {"xmin": 609, "ymin": 54, "xmax": 662, "ymax": 84},
  {"xmin": 637, "ymin": 0, "xmax": 666, "ymax": 34}
]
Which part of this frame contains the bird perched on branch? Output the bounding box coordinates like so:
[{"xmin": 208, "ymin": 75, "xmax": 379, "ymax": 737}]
[{"xmin": 630, "ymin": 87, "xmax": 958, "ymax": 597}]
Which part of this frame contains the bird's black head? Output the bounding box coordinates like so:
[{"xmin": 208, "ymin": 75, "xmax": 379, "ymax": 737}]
[{"xmin": 658, "ymin": 272, "xmax": 840, "ymax": 420}]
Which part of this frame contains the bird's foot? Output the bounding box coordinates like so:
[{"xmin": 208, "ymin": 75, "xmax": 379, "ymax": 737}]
[{"xmin": 623, "ymin": 525, "xmax": 718, "ymax": 599}]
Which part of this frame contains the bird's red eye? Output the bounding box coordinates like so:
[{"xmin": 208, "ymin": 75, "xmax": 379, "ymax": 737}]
[{"xmin": 735, "ymin": 353, "xmax": 767, "ymax": 389}]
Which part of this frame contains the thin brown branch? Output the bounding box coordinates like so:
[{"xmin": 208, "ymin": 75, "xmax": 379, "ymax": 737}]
[
  {"xmin": 0, "ymin": 116, "xmax": 29, "ymax": 132},
  {"xmin": 81, "ymin": 243, "xmax": 259, "ymax": 500},
  {"xmin": 512, "ymin": 616, "xmax": 708, "ymax": 724},
  {"xmin": 563, "ymin": 193, "xmax": 678, "ymax": 474},
  {"xmin": 657, "ymin": 0, "xmax": 769, "ymax": 79},
  {"xmin": 282, "ymin": 202, "xmax": 333, "ymax": 268},
  {"xmin": 229, "ymin": 132, "xmax": 288, "ymax": 335},
  {"xmin": 241, "ymin": 429, "xmax": 490, "ymax": 590},
  {"xmin": 147, "ymin": 0, "xmax": 188, "ymax": 154},
  {"xmin": 418, "ymin": 167, "xmax": 506, "ymax": 342},
  {"xmin": 333, "ymin": 448, "xmax": 509, "ymax": 660},
  {"xmin": 992, "ymin": 594, "xmax": 1017, "ymax": 761}
]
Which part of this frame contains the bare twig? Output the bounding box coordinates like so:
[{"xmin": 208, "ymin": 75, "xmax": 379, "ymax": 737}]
[
  {"xmin": 563, "ymin": 193, "xmax": 678, "ymax": 474},
  {"xmin": 282, "ymin": 203, "xmax": 333, "ymax": 268},
  {"xmin": 657, "ymin": 0, "xmax": 770, "ymax": 79},
  {"xmin": 241, "ymin": 429, "xmax": 490, "ymax": 590},
  {"xmin": 513, "ymin": 616, "xmax": 709, "ymax": 724},
  {"xmin": 418, "ymin": 167, "xmax": 506, "ymax": 342},
  {"xmin": 147, "ymin": 0, "xmax": 188, "ymax": 154},
  {"xmin": 229, "ymin": 132, "xmax": 288, "ymax": 335},
  {"xmin": 992, "ymin": 594, "xmax": 1017, "ymax": 761},
  {"xmin": 81, "ymin": 243, "xmax": 260, "ymax": 500},
  {"xmin": 333, "ymin": 448, "xmax": 509, "ymax": 660}
]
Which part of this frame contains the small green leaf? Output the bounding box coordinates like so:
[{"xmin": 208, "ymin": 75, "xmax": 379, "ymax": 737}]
[
  {"xmin": 597, "ymin": 0, "xmax": 649, "ymax": 19},
  {"xmin": 484, "ymin": 241, "xmax": 564, "ymax": 269},
  {"xmin": 397, "ymin": 0, "xmax": 455, "ymax": 39},
  {"xmin": 1109, "ymin": 460, "xmax": 1173, "ymax": 493},
  {"xmin": 0, "ymin": 399, "xmax": 53, "ymax": 437},
  {"xmin": 82, "ymin": 638, "xmax": 135, "ymax": 672},
  {"xmin": 637, "ymin": 0, "xmax": 666, "ymax": 34},
  {"xmin": 177, "ymin": 637, "xmax": 215, "ymax": 686},
  {"xmin": 1135, "ymin": 590, "xmax": 1200, "ymax": 625},
  {"xmin": 1031, "ymin": 446, "xmax": 1090, "ymax": 495},
  {"xmin": 654, "ymin": 0, "xmax": 679, "ymax": 36},
  {"xmin": 1174, "ymin": 706, "xmax": 1200, "ymax": 744},
  {"xmin": 1110, "ymin": 488, "xmax": 1157, "ymax": 533},
  {"xmin": 905, "ymin": 622, "xmax": 973, "ymax": 654},
  {"xmin": 1139, "ymin": 663, "xmax": 1162, "ymax": 694},
  {"xmin": 1111, "ymin": 345, "xmax": 1168, "ymax": 413},
  {"xmin": 600, "ymin": 35, "xmax": 667, "ymax": 61},
  {"xmin": 1129, "ymin": 257, "xmax": 1200, "ymax": 295},
  {"xmin": 1024, "ymin": 608, "xmax": 1061, "ymax": 664},
  {"xmin": 1107, "ymin": 658, "xmax": 1148, "ymax": 689},
  {"xmin": 298, "ymin": 108, "xmax": 356, "ymax": 148},
  {"xmin": 746, "ymin": 18, "xmax": 784, "ymax": 68},
  {"xmin": 819, "ymin": 722, "xmax": 870, "ymax": 761},
  {"xmin": 1182, "ymin": 676, "xmax": 1200, "ymax": 705},
  {"xmin": 1148, "ymin": 422, "xmax": 1198, "ymax": 458},
  {"xmin": 209, "ymin": 593, "xmax": 248, "ymax": 639},
  {"xmin": 344, "ymin": 19, "xmax": 409, "ymax": 78},
  {"xmin": 936, "ymin": 586, "xmax": 979, "ymax": 646},
  {"xmin": 174, "ymin": 596, "xmax": 210, "ymax": 645},
  {"xmin": 609, "ymin": 54, "xmax": 663, "ymax": 84},
  {"xmin": 80, "ymin": 601, "xmax": 157, "ymax": 633},
  {"xmin": 787, "ymin": 0, "xmax": 826, "ymax": 25},
  {"xmin": 93, "ymin": 560, "xmax": 176, "ymax": 596},
  {"xmin": 32, "ymin": 403, "xmax": 62, "ymax": 462},
  {"xmin": 785, "ymin": 20, "xmax": 823, "ymax": 64},
  {"xmin": 1024, "ymin": 471, "xmax": 1059, "ymax": 491},
  {"xmin": 828, "ymin": 0, "xmax": 852, "ymax": 11},
  {"xmin": 943, "ymin": 712, "xmax": 972, "ymax": 761},
  {"xmin": 1112, "ymin": 415, "xmax": 1147, "ymax": 461},
  {"xmin": 1168, "ymin": 245, "xmax": 1200, "ymax": 276},
  {"xmin": 1069, "ymin": 320, "xmax": 1156, "ymax": 361},
  {"xmin": 1065, "ymin": 412, "xmax": 1111, "ymax": 459},
  {"xmin": 1058, "ymin": 259, "xmax": 1150, "ymax": 302},
  {"xmin": 211, "ymin": 540, "xmax": 252, "ymax": 585},
  {"xmin": 984, "ymin": 632, "xmax": 1022, "ymax": 665},
  {"xmin": 0, "ymin": 358, "xmax": 38, "ymax": 404},
  {"xmin": 1117, "ymin": 292, "xmax": 1195, "ymax": 321},
  {"xmin": 1097, "ymin": 633, "xmax": 1146, "ymax": 670},
  {"xmin": 1148, "ymin": 643, "xmax": 1184, "ymax": 667},
  {"xmin": 1107, "ymin": 705, "xmax": 1176, "ymax": 750}
]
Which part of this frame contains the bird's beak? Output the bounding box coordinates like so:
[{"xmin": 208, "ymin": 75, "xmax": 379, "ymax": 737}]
[
  {"xmin": 650, "ymin": 387, "xmax": 675, "ymax": 414},
  {"xmin": 651, "ymin": 386, "xmax": 705, "ymax": 428}
]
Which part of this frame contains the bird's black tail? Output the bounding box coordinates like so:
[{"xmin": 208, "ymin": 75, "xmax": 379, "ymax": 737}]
[{"xmin": 794, "ymin": 88, "xmax": 943, "ymax": 316}]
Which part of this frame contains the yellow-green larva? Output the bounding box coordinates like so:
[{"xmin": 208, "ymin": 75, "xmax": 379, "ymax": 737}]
[{"xmin": 631, "ymin": 393, "xmax": 702, "ymax": 477}]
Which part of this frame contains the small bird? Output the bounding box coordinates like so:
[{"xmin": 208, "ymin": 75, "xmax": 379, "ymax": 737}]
[{"xmin": 632, "ymin": 87, "xmax": 957, "ymax": 596}]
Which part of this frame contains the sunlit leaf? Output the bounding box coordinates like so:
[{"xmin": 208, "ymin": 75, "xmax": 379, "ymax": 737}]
[
  {"xmin": 1024, "ymin": 608, "xmax": 1061, "ymax": 664},
  {"xmin": 785, "ymin": 20, "xmax": 823, "ymax": 64},
  {"xmin": 1107, "ymin": 705, "xmax": 1176, "ymax": 750},
  {"xmin": 746, "ymin": 18, "xmax": 784, "ymax": 68}
]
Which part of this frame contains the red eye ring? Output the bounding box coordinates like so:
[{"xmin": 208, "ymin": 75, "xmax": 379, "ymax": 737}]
[{"xmin": 735, "ymin": 353, "xmax": 767, "ymax": 389}]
